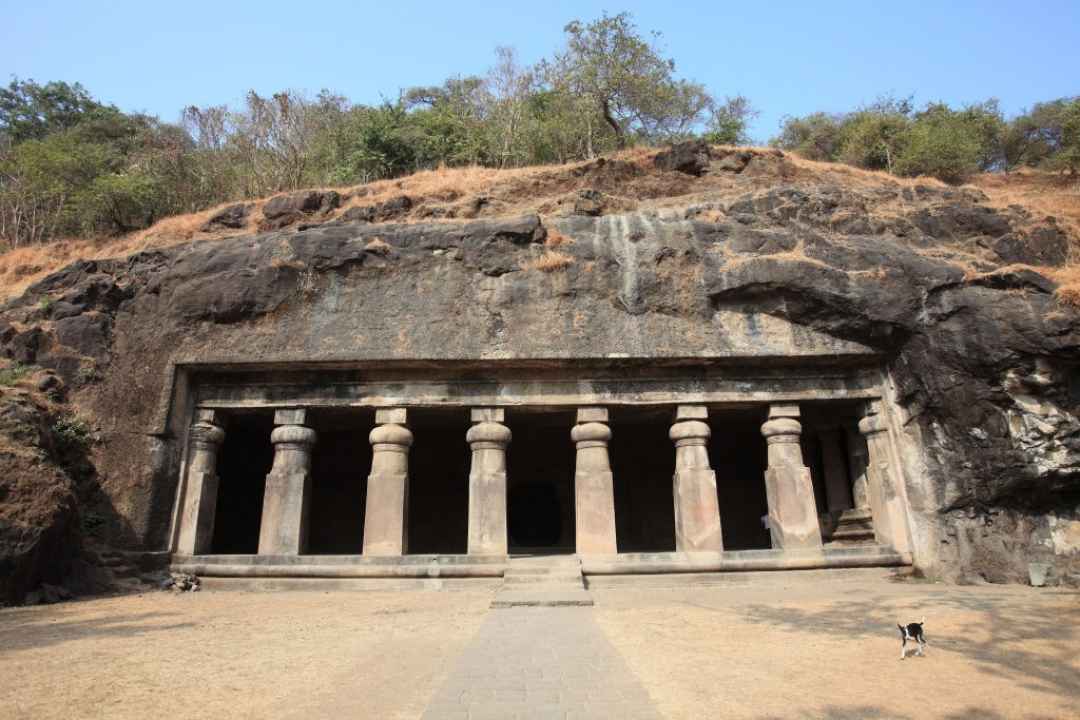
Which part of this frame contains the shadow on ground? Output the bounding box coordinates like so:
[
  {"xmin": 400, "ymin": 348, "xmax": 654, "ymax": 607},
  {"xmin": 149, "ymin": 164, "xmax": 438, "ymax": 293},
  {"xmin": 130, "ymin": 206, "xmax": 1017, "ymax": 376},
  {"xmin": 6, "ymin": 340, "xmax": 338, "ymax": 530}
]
[
  {"xmin": 0, "ymin": 609, "xmax": 193, "ymax": 654},
  {"xmin": 732, "ymin": 589, "xmax": 1080, "ymax": 704}
]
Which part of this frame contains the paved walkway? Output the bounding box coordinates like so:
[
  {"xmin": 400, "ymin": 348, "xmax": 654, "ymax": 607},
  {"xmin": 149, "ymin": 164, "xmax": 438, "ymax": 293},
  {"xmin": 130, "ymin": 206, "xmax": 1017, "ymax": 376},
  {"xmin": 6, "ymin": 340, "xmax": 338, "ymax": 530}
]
[{"xmin": 421, "ymin": 607, "xmax": 661, "ymax": 720}]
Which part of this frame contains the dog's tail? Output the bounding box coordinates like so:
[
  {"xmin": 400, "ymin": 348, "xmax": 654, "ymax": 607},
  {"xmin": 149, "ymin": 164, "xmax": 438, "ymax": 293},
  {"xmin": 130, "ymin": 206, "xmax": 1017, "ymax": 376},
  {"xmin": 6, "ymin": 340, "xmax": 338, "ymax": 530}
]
[
  {"xmin": 920, "ymin": 616, "xmax": 926, "ymax": 625},
  {"xmin": 897, "ymin": 623, "xmax": 905, "ymax": 635}
]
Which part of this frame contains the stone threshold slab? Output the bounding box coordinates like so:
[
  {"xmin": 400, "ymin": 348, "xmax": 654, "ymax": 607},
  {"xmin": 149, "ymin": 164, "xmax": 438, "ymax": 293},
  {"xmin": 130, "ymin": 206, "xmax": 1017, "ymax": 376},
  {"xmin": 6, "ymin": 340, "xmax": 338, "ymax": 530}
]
[
  {"xmin": 490, "ymin": 589, "xmax": 595, "ymax": 608},
  {"xmin": 173, "ymin": 546, "xmax": 908, "ymax": 579},
  {"xmin": 580, "ymin": 545, "xmax": 911, "ymax": 575}
]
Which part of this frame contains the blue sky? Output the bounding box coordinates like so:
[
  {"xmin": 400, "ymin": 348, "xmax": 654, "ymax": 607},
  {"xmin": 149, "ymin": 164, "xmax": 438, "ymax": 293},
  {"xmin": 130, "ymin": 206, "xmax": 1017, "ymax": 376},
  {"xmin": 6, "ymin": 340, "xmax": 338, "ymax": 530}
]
[{"xmin": 3, "ymin": 0, "xmax": 1078, "ymax": 143}]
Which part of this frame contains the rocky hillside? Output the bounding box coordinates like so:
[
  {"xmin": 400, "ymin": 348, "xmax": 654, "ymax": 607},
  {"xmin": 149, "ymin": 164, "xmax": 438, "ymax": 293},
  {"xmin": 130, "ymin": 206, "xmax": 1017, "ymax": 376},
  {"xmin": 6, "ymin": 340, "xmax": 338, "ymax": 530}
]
[{"xmin": 1, "ymin": 143, "xmax": 1079, "ymax": 602}]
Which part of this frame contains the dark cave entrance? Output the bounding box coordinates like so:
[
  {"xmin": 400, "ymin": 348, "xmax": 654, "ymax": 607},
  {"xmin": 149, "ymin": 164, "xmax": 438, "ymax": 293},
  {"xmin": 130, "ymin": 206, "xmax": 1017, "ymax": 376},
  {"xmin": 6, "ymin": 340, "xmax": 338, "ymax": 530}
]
[
  {"xmin": 506, "ymin": 409, "xmax": 576, "ymax": 554},
  {"xmin": 305, "ymin": 408, "xmax": 373, "ymax": 555},
  {"xmin": 611, "ymin": 407, "xmax": 677, "ymax": 553},
  {"xmin": 710, "ymin": 407, "xmax": 771, "ymax": 551},
  {"xmin": 407, "ymin": 408, "xmax": 471, "ymax": 554},
  {"xmin": 211, "ymin": 409, "xmax": 274, "ymax": 554}
]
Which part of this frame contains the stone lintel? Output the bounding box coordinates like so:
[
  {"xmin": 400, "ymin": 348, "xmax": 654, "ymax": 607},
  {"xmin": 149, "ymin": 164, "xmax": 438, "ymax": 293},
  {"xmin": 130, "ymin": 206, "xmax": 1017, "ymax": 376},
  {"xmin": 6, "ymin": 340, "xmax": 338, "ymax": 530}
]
[
  {"xmin": 471, "ymin": 407, "xmax": 505, "ymax": 423},
  {"xmin": 375, "ymin": 407, "xmax": 408, "ymax": 425},
  {"xmin": 274, "ymin": 408, "xmax": 308, "ymax": 426},
  {"xmin": 674, "ymin": 405, "xmax": 708, "ymax": 421},
  {"xmin": 768, "ymin": 403, "xmax": 801, "ymax": 419},
  {"xmin": 195, "ymin": 408, "xmax": 222, "ymax": 425},
  {"xmin": 576, "ymin": 407, "xmax": 609, "ymax": 424}
]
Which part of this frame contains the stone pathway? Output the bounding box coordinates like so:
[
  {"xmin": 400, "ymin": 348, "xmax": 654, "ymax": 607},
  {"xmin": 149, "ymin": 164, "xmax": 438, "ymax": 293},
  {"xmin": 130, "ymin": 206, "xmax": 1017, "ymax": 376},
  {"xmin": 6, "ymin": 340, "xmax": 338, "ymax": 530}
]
[{"xmin": 420, "ymin": 606, "xmax": 661, "ymax": 720}]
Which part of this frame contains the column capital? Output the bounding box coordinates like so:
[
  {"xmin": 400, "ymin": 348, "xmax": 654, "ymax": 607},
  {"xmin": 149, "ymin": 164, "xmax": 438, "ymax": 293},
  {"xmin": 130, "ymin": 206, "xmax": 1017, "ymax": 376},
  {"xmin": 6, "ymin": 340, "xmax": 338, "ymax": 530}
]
[
  {"xmin": 467, "ymin": 420, "xmax": 512, "ymax": 447},
  {"xmin": 270, "ymin": 424, "xmax": 316, "ymax": 446},
  {"xmin": 858, "ymin": 399, "xmax": 888, "ymax": 436},
  {"xmin": 190, "ymin": 417, "xmax": 225, "ymax": 447},
  {"xmin": 571, "ymin": 421, "xmax": 611, "ymax": 446},
  {"xmin": 370, "ymin": 423, "xmax": 413, "ymax": 449},
  {"xmin": 576, "ymin": 407, "xmax": 609, "ymax": 423},
  {"xmin": 761, "ymin": 416, "xmax": 802, "ymax": 443},
  {"xmin": 670, "ymin": 419, "xmax": 711, "ymax": 446}
]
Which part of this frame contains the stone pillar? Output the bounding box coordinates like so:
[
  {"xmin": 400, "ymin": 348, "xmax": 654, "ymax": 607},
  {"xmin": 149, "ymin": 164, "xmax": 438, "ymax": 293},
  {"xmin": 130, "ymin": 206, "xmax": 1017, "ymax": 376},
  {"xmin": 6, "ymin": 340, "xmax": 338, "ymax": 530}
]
[
  {"xmin": 846, "ymin": 426, "xmax": 871, "ymax": 510},
  {"xmin": 859, "ymin": 399, "xmax": 904, "ymax": 549},
  {"xmin": 670, "ymin": 405, "xmax": 723, "ymax": 552},
  {"xmin": 820, "ymin": 428, "xmax": 854, "ymax": 515},
  {"xmin": 760, "ymin": 404, "xmax": 823, "ymax": 549},
  {"xmin": 258, "ymin": 409, "xmax": 316, "ymax": 555},
  {"xmin": 176, "ymin": 409, "xmax": 226, "ymax": 555},
  {"xmin": 573, "ymin": 407, "xmax": 617, "ymax": 555},
  {"xmin": 363, "ymin": 408, "xmax": 413, "ymax": 556},
  {"xmin": 467, "ymin": 408, "xmax": 511, "ymax": 556}
]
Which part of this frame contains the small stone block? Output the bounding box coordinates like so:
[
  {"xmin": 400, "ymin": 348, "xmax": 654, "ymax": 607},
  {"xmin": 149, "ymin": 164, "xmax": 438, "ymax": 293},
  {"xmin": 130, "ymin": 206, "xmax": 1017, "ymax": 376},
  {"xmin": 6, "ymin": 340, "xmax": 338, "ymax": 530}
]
[
  {"xmin": 375, "ymin": 407, "xmax": 407, "ymax": 425},
  {"xmin": 674, "ymin": 405, "xmax": 708, "ymax": 421},
  {"xmin": 576, "ymin": 407, "xmax": 608, "ymax": 423},
  {"xmin": 768, "ymin": 403, "xmax": 801, "ymax": 419},
  {"xmin": 274, "ymin": 408, "xmax": 307, "ymax": 426},
  {"xmin": 195, "ymin": 408, "xmax": 220, "ymax": 425},
  {"xmin": 471, "ymin": 407, "xmax": 505, "ymax": 423}
]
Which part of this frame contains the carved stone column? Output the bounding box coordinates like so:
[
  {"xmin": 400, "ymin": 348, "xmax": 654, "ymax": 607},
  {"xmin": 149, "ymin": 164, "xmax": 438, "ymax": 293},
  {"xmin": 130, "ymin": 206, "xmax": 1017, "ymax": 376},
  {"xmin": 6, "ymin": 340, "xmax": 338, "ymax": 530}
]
[
  {"xmin": 760, "ymin": 404, "xmax": 823, "ymax": 549},
  {"xmin": 363, "ymin": 408, "xmax": 413, "ymax": 556},
  {"xmin": 859, "ymin": 399, "xmax": 907, "ymax": 550},
  {"xmin": 573, "ymin": 407, "xmax": 617, "ymax": 555},
  {"xmin": 820, "ymin": 428, "xmax": 854, "ymax": 515},
  {"xmin": 846, "ymin": 427, "xmax": 871, "ymax": 510},
  {"xmin": 467, "ymin": 408, "xmax": 511, "ymax": 556},
  {"xmin": 670, "ymin": 405, "xmax": 723, "ymax": 552},
  {"xmin": 176, "ymin": 409, "xmax": 226, "ymax": 555},
  {"xmin": 258, "ymin": 409, "xmax": 316, "ymax": 555}
]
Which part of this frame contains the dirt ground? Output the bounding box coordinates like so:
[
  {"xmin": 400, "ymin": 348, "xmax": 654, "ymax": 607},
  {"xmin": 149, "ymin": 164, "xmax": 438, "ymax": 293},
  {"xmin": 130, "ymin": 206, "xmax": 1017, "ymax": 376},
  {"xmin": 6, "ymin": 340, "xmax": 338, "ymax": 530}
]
[{"xmin": 1, "ymin": 574, "xmax": 1077, "ymax": 719}]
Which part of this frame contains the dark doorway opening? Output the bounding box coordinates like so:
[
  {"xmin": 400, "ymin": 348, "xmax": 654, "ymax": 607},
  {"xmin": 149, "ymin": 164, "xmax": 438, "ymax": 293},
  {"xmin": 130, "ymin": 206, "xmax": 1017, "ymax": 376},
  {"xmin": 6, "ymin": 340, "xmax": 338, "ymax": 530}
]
[
  {"xmin": 306, "ymin": 408, "xmax": 373, "ymax": 554},
  {"xmin": 211, "ymin": 409, "xmax": 274, "ymax": 554},
  {"xmin": 710, "ymin": 407, "xmax": 771, "ymax": 550},
  {"xmin": 611, "ymin": 407, "xmax": 676, "ymax": 553},
  {"xmin": 507, "ymin": 409, "xmax": 576, "ymax": 554},
  {"xmin": 407, "ymin": 408, "xmax": 470, "ymax": 554}
]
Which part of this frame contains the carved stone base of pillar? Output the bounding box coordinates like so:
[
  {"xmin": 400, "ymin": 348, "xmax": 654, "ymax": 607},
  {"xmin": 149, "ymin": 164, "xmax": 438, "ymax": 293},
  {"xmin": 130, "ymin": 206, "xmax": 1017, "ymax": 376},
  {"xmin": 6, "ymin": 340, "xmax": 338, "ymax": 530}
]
[
  {"xmin": 764, "ymin": 467, "xmax": 823, "ymax": 549},
  {"xmin": 468, "ymin": 470, "xmax": 508, "ymax": 555},
  {"xmin": 363, "ymin": 472, "xmax": 408, "ymax": 556},
  {"xmin": 177, "ymin": 470, "xmax": 218, "ymax": 555},
  {"xmin": 575, "ymin": 469, "xmax": 617, "ymax": 554},
  {"xmin": 673, "ymin": 468, "xmax": 723, "ymax": 552},
  {"xmin": 258, "ymin": 471, "xmax": 312, "ymax": 555}
]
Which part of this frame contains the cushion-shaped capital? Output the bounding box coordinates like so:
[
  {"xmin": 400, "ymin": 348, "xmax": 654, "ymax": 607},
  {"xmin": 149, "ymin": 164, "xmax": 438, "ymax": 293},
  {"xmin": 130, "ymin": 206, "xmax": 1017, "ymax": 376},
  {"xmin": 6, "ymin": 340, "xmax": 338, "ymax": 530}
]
[
  {"xmin": 669, "ymin": 419, "xmax": 710, "ymax": 443},
  {"xmin": 190, "ymin": 421, "xmax": 226, "ymax": 446},
  {"xmin": 571, "ymin": 421, "xmax": 612, "ymax": 444},
  {"xmin": 369, "ymin": 422, "xmax": 414, "ymax": 447},
  {"xmin": 761, "ymin": 416, "xmax": 802, "ymax": 441},
  {"xmin": 270, "ymin": 424, "xmax": 317, "ymax": 446},
  {"xmin": 466, "ymin": 421, "xmax": 512, "ymax": 446}
]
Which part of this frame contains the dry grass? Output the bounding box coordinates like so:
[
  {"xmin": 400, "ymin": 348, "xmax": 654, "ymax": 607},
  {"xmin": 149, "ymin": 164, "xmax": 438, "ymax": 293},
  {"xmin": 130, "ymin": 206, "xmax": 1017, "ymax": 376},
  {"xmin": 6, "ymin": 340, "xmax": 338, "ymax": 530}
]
[
  {"xmin": 1052, "ymin": 264, "xmax": 1080, "ymax": 306},
  {"xmin": 2, "ymin": 147, "xmax": 1078, "ymax": 304},
  {"xmin": 364, "ymin": 237, "xmax": 392, "ymax": 255},
  {"xmin": 544, "ymin": 228, "xmax": 574, "ymax": 248},
  {"xmin": 522, "ymin": 249, "xmax": 575, "ymax": 272}
]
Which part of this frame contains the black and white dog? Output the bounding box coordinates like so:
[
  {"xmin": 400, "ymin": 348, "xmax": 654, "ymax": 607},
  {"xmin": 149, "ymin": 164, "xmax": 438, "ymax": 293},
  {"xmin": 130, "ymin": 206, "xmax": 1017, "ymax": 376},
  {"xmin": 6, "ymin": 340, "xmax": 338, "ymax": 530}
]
[{"xmin": 898, "ymin": 618, "xmax": 927, "ymax": 659}]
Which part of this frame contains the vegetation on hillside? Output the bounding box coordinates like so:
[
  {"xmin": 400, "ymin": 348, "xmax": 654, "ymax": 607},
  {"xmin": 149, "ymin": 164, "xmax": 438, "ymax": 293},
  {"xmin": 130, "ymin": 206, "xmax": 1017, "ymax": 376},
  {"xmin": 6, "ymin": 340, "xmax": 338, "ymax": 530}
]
[{"xmin": 1, "ymin": 10, "xmax": 1077, "ymax": 249}]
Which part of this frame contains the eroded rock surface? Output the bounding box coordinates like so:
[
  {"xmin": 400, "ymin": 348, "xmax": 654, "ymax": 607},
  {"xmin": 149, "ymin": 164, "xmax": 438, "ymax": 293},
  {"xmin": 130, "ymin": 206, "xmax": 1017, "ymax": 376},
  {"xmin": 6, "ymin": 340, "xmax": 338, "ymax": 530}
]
[{"xmin": 2, "ymin": 161, "xmax": 1078, "ymax": 588}]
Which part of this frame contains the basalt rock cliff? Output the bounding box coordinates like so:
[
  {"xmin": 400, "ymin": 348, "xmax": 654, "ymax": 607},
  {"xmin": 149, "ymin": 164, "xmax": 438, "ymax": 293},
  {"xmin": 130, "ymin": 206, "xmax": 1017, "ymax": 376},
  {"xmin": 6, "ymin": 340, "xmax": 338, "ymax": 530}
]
[{"xmin": 1, "ymin": 143, "xmax": 1078, "ymax": 602}]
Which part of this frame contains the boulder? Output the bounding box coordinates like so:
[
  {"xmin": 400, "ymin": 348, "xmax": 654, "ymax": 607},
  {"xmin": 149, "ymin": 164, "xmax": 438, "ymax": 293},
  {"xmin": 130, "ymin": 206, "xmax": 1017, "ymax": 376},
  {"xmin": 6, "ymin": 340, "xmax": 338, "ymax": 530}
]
[
  {"xmin": 654, "ymin": 140, "xmax": 712, "ymax": 176},
  {"xmin": 200, "ymin": 203, "xmax": 252, "ymax": 231}
]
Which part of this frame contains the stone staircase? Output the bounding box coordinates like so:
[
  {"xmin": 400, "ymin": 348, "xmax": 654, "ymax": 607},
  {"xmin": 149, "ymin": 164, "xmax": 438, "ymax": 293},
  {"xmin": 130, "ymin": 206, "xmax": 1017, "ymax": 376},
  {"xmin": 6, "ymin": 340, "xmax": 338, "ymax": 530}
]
[
  {"xmin": 89, "ymin": 547, "xmax": 171, "ymax": 593},
  {"xmin": 491, "ymin": 555, "xmax": 594, "ymax": 608},
  {"xmin": 824, "ymin": 508, "xmax": 876, "ymax": 545}
]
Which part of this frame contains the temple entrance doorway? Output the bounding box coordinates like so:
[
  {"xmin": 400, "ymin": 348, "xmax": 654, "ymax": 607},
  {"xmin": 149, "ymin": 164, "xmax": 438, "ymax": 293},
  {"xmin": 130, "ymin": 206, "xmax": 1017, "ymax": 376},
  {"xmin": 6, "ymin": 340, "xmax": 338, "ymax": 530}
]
[{"xmin": 506, "ymin": 409, "xmax": 576, "ymax": 554}]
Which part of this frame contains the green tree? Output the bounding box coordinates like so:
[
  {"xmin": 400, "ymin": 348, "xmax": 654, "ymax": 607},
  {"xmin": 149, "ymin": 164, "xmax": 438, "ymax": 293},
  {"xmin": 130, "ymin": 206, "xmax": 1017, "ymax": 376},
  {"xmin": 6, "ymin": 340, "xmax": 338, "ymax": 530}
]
[
  {"xmin": 702, "ymin": 96, "xmax": 756, "ymax": 145},
  {"xmin": 551, "ymin": 11, "xmax": 713, "ymax": 150},
  {"xmin": 771, "ymin": 112, "xmax": 846, "ymax": 161},
  {"xmin": 894, "ymin": 104, "xmax": 983, "ymax": 183},
  {"xmin": 0, "ymin": 78, "xmax": 105, "ymax": 143}
]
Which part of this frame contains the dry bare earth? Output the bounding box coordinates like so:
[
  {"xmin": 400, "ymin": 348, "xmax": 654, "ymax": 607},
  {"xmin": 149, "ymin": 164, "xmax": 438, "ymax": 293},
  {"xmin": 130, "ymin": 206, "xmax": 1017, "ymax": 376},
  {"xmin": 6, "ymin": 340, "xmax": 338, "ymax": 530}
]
[{"xmin": 1, "ymin": 576, "xmax": 1077, "ymax": 720}]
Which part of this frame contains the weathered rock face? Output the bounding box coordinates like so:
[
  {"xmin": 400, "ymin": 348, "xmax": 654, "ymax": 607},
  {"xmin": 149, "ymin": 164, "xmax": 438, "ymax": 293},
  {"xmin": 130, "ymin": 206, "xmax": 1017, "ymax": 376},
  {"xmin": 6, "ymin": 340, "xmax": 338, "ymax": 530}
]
[
  {"xmin": 0, "ymin": 382, "xmax": 81, "ymax": 605},
  {"xmin": 2, "ymin": 160, "xmax": 1079, "ymax": 587}
]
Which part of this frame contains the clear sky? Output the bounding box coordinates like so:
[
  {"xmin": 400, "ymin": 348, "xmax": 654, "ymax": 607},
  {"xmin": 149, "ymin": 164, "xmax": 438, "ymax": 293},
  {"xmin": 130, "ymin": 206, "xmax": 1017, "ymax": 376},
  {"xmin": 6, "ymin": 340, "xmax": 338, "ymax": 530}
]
[{"xmin": 3, "ymin": 0, "xmax": 1078, "ymax": 143}]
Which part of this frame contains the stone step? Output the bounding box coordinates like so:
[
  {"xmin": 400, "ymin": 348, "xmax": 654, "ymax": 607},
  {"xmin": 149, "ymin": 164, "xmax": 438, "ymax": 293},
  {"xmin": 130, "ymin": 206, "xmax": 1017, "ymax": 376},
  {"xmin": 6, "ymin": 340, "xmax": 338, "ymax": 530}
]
[
  {"xmin": 503, "ymin": 574, "xmax": 584, "ymax": 586},
  {"xmin": 491, "ymin": 589, "xmax": 594, "ymax": 608},
  {"xmin": 832, "ymin": 526, "xmax": 876, "ymax": 540}
]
